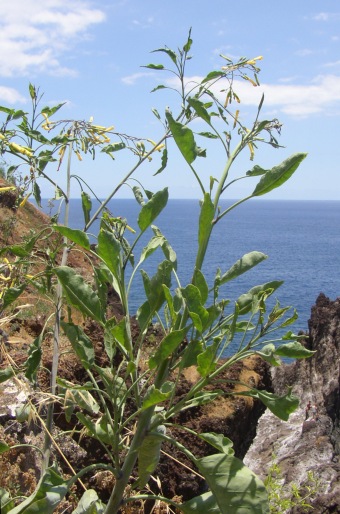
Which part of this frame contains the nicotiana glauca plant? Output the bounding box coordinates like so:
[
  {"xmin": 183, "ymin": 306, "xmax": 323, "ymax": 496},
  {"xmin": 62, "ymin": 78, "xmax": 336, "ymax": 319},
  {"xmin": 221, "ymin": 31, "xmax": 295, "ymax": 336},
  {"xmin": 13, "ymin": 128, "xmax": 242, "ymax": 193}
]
[{"xmin": 0, "ymin": 30, "xmax": 313, "ymax": 514}]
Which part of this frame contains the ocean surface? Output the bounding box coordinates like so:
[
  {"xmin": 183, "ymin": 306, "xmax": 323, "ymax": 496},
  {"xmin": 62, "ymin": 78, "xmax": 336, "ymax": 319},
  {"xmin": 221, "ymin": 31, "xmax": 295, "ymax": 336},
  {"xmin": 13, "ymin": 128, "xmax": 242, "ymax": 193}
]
[{"xmin": 44, "ymin": 198, "xmax": 340, "ymax": 341}]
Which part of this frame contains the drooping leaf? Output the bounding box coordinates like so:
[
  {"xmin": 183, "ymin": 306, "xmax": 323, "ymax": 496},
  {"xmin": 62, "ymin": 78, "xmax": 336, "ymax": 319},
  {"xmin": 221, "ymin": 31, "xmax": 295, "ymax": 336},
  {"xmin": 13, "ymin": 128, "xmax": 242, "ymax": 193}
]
[
  {"xmin": 97, "ymin": 229, "xmax": 121, "ymax": 278},
  {"xmin": 138, "ymin": 425, "xmax": 166, "ymax": 487},
  {"xmin": 275, "ymin": 341, "xmax": 315, "ymax": 359},
  {"xmin": 81, "ymin": 191, "xmax": 92, "ymax": 226},
  {"xmin": 252, "ymin": 153, "xmax": 307, "ymax": 197},
  {"xmin": 180, "ymin": 453, "xmax": 268, "ymax": 514},
  {"xmin": 198, "ymin": 433, "xmax": 234, "ymax": 455},
  {"xmin": 193, "ymin": 269, "xmax": 209, "ymax": 304},
  {"xmin": 138, "ymin": 188, "xmax": 168, "ymax": 232},
  {"xmin": 149, "ymin": 326, "xmax": 190, "ymax": 369},
  {"xmin": 72, "ymin": 489, "xmax": 105, "ymax": 514},
  {"xmin": 217, "ymin": 252, "xmax": 268, "ymax": 286},
  {"xmin": 53, "ymin": 225, "xmax": 90, "ymax": 250},
  {"xmin": 2, "ymin": 284, "xmax": 26, "ymax": 310},
  {"xmin": 152, "ymin": 47, "xmax": 177, "ymax": 63},
  {"xmin": 237, "ymin": 281, "xmax": 283, "ymax": 315},
  {"xmin": 188, "ymin": 97, "xmax": 211, "ymax": 124},
  {"xmin": 55, "ymin": 266, "xmax": 104, "ymax": 323},
  {"xmin": 25, "ymin": 333, "xmax": 43, "ymax": 382},
  {"xmin": 61, "ymin": 322, "xmax": 95, "ymax": 369},
  {"xmin": 237, "ymin": 387, "xmax": 299, "ymax": 421},
  {"xmin": 154, "ymin": 147, "xmax": 168, "ymax": 175},
  {"xmin": 165, "ymin": 111, "xmax": 199, "ymax": 164}
]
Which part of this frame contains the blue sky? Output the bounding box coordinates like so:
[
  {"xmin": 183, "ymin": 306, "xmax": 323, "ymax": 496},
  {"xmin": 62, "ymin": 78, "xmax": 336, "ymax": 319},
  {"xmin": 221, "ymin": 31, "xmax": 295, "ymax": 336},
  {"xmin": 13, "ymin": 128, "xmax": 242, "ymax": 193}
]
[{"xmin": 0, "ymin": 0, "xmax": 339, "ymax": 200}]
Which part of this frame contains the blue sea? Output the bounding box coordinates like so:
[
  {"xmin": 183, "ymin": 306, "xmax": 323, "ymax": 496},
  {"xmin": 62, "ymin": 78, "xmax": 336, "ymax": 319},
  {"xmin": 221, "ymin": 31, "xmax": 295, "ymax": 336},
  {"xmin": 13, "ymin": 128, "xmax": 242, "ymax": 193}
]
[{"xmin": 44, "ymin": 198, "xmax": 340, "ymax": 338}]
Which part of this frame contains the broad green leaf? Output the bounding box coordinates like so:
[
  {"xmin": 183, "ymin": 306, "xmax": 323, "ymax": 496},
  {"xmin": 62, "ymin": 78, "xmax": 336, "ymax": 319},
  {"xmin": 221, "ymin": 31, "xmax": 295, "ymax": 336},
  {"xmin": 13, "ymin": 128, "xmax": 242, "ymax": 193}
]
[
  {"xmin": 218, "ymin": 252, "xmax": 268, "ymax": 286},
  {"xmin": 141, "ymin": 385, "xmax": 171, "ymax": 411},
  {"xmin": 201, "ymin": 71, "xmax": 225, "ymax": 84},
  {"xmin": 0, "ymin": 367, "xmax": 14, "ymax": 383},
  {"xmin": 61, "ymin": 385, "xmax": 100, "ymax": 423},
  {"xmin": 165, "ymin": 111, "xmax": 199, "ymax": 164},
  {"xmin": 188, "ymin": 97, "xmax": 211, "ymax": 124},
  {"xmin": 33, "ymin": 181, "xmax": 41, "ymax": 207},
  {"xmin": 25, "ymin": 129, "xmax": 50, "ymax": 144},
  {"xmin": 252, "ymin": 153, "xmax": 307, "ymax": 197},
  {"xmin": 81, "ymin": 191, "xmax": 92, "ymax": 226},
  {"xmin": 138, "ymin": 188, "xmax": 169, "ymax": 232},
  {"xmin": 257, "ymin": 344, "xmax": 282, "ymax": 367},
  {"xmin": 55, "ymin": 266, "xmax": 104, "ymax": 323},
  {"xmin": 139, "ymin": 235, "xmax": 166, "ymax": 265},
  {"xmin": 198, "ymin": 193, "xmax": 214, "ymax": 251},
  {"xmin": 199, "ymin": 433, "xmax": 234, "ymax": 455},
  {"xmin": 183, "ymin": 31, "xmax": 193, "ymax": 53},
  {"xmin": 237, "ymin": 387, "xmax": 299, "ymax": 421},
  {"xmin": 106, "ymin": 317, "xmax": 130, "ymax": 356},
  {"xmin": 72, "ymin": 489, "xmax": 105, "ymax": 514},
  {"xmin": 2, "ymin": 284, "xmax": 26, "ymax": 310},
  {"xmin": 152, "ymin": 225, "xmax": 177, "ymax": 269},
  {"xmin": 197, "ymin": 340, "xmax": 219, "ymax": 377},
  {"xmin": 180, "ymin": 453, "xmax": 269, "ymax": 514},
  {"xmin": 179, "ymin": 340, "xmax": 204, "ymax": 369},
  {"xmin": 53, "ymin": 225, "xmax": 90, "ymax": 250},
  {"xmin": 246, "ymin": 165, "xmax": 267, "ymax": 177},
  {"xmin": 149, "ymin": 326, "xmax": 190, "ymax": 369},
  {"xmin": 275, "ymin": 341, "xmax": 315, "ymax": 359},
  {"xmin": 61, "ymin": 322, "xmax": 95, "ymax": 370},
  {"xmin": 198, "ymin": 132, "xmax": 218, "ymax": 139},
  {"xmin": 101, "ymin": 142, "xmax": 125, "ymax": 155},
  {"xmin": 7, "ymin": 466, "xmax": 68, "ymax": 514},
  {"xmin": 97, "ymin": 229, "xmax": 121, "ymax": 277},
  {"xmin": 193, "ymin": 269, "xmax": 209, "ymax": 304},
  {"xmin": 141, "ymin": 260, "xmax": 173, "ymax": 313},
  {"xmin": 76, "ymin": 413, "xmax": 114, "ymax": 446},
  {"xmin": 138, "ymin": 425, "xmax": 166, "ymax": 487},
  {"xmin": 237, "ymin": 281, "xmax": 283, "ymax": 315},
  {"xmin": 181, "ymin": 284, "xmax": 209, "ymax": 332},
  {"xmin": 151, "ymin": 85, "xmax": 166, "ymax": 93},
  {"xmin": 41, "ymin": 103, "xmax": 65, "ymax": 117}
]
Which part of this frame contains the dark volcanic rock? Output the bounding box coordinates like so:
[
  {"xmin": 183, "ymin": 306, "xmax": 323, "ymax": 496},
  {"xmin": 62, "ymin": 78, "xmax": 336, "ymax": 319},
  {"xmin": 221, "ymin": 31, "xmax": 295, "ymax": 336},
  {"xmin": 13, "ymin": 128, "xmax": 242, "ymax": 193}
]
[{"xmin": 244, "ymin": 293, "xmax": 340, "ymax": 512}]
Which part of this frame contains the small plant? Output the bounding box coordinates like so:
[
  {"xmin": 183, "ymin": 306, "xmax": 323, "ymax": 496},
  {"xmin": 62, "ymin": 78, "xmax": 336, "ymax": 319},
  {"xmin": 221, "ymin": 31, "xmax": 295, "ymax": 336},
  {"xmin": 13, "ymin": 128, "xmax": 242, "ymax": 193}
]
[
  {"xmin": 0, "ymin": 31, "xmax": 314, "ymax": 514},
  {"xmin": 265, "ymin": 453, "xmax": 321, "ymax": 512}
]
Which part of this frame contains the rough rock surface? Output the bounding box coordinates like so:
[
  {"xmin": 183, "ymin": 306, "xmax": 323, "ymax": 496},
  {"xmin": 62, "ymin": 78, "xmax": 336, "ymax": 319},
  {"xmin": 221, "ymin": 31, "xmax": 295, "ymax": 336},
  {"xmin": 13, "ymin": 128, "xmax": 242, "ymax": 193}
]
[{"xmin": 244, "ymin": 293, "xmax": 340, "ymax": 512}]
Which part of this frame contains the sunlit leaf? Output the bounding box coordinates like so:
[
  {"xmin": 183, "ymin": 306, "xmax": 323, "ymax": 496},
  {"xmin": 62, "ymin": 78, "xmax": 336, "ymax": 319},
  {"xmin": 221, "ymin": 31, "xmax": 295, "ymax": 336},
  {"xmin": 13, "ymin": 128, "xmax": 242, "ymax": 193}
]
[
  {"xmin": 217, "ymin": 252, "xmax": 267, "ymax": 286},
  {"xmin": 237, "ymin": 387, "xmax": 299, "ymax": 421},
  {"xmin": 149, "ymin": 326, "xmax": 190, "ymax": 369},
  {"xmin": 138, "ymin": 188, "xmax": 168, "ymax": 232},
  {"xmin": 252, "ymin": 153, "xmax": 307, "ymax": 197},
  {"xmin": 53, "ymin": 225, "xmax": 90, "ymax": 250},
  {"xmin": 275, "ymin": 341, "xmax": 315, "ymax": 359},
  {"xmin": 61, "ymin": 322, "xmax": 95, "ymax": 370},
  {"xmin": 138, "ymin": 425, "xmax": 166, "ymax": 487},
  {"xmin": 165, "ymin": 111, "xmax": 199, "ymax": 164}
]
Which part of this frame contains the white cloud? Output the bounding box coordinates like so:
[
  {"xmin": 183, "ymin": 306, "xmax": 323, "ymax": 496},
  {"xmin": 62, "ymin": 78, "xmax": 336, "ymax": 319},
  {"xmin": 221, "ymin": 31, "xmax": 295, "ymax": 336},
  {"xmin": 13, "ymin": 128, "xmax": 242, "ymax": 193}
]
[
  {"xmin": 0, "ymin": 0, "xmax": 106, "ymax": 77},
  {"xmin": 0, "ymin": 87, "xmax": 26, "ymax": 104},
  {"xmin": 313, "ymin": 12, "xmax": 340, "ymax": 21},
  {"xmin": 165, "ymin": 73, "xmax": 340, "ymax": 118},
  {"xmin": 121, "ymin": 72, "xmax": 154, "ymax": 85}
]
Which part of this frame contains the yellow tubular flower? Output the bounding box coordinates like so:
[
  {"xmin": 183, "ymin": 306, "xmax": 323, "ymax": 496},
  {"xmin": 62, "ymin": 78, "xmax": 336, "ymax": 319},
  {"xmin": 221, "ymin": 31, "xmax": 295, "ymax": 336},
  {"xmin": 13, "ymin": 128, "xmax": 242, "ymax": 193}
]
[
  {"xmin": 247, "ymin": 142, "xmax": 255, "ymax": 161},
  {"xmin": 75, "ymin": 151, "xmax": 83, "ymax": 161},
  {"xmin": 9, "ymin": 142, "xmax": 33, "ymax": 157},
  {"xmin": 19, "ymin": 193, "xmax": 31, "ymax": 208}
]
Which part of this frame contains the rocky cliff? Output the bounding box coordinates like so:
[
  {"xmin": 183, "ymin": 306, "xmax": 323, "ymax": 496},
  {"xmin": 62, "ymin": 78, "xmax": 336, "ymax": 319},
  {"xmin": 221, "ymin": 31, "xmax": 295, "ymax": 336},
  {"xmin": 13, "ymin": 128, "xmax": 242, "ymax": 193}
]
[{"xmin": 245, "ymin": 293, "xmax": 340, "ymax": 512}]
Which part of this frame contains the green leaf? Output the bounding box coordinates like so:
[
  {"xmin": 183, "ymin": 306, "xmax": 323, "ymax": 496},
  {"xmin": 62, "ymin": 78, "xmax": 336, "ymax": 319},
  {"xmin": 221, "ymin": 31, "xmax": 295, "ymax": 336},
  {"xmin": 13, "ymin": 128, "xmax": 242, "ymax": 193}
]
[
  {"xmin": 201, "ymin": 71, "xmax": 225, "ymax": 84},
  {"xmin": 138, "ymin": 188, "xmax": 168, "ymax": 232},
  {"xmin": 101, "ymin": 142, "xmax": 125, "ymax": 155},
  {"xmin": 256, "ymin": 344, "xmax": 282, "ymax": 367},
  {"xmin": 198, "ymin": 193, "xmax": 214, "ymax": 251},
  {"xmin": 180, "ymin": 454, "xmax": 268, "ymax": 514},
  {"xmin": 152, "ymin": 226, "xmax": 177, "ymax": 269},
  {"xmin": 138, "ymin": 425, "xmax": 166, "ymax": 487},
  {"xmin": 53, "ymin": 225, "xmax": 90, "ymax": 250},
  {"xmin": 55, "ymin": 266, "xmax": 104, "ymax": 323},
  {"xmin": 25, "ymin": 333, "xmax": 43, "ymax": 382},
  {"xmin": 246, "ymin": 165, "xmax": 267, "ymax": 177},
  {"xmin": 188, "ymin": 97, "xmax": 211, "ymax": 124},
  {"xmin": 62, "ymin": 387, "xmax": 100, "ymax": 423},
  {"xmin": 181, "ymin": 284, "xmax": 209, "ymax": 332},
  {"xmin": 0, "ymin": 367, "xmax": 14, "ymax": 383},
  {"xmin": 217, "ymin": 252, "xmax": 267, "ymax": 286},
  {"xmin": 179, "ymin": 340, "xmax": 204, "ymax": 369},
  {"xmin": 198, "ymin": 131, "xmax": 218, "ymax": 139},
  {"xmin": 141, "ymin": 386, "xmax": 171, "ymax": 411},
  {"xmin": 237, "ymin": 387, "xmax": 299, "ymax": 421},
  {"xmin": 7, "ymin": 466, "xmax": 68, "ymax": 514},
  {"xmin": 142, "ymin": 63, "xmax": 165, "ymax": 69},
  {"xmin": 152, "ymin": 47, "xmax": 177, "ymax": 64},
  {"xmin": 41, "ymin": 103, "xmax": 66, "ymax": 117},
  {"xmin": 193, "ymin": 269, "xmax": 209, "ymax": 304},
  {"xmin": 97, "ymin": 229, "xmax": 121, "ymax": 278},
  {"xmin": 186, "ymin": 390, "xmax": 223, "ymax": 408},
  {"xmin": 149, "ymin": 326, "xmax": 190, "ymax": 369},
  {"xmin": 61, "ymin": 322, "xmax": 95, "ymax": 370},
  {"xmin": 2, "ymin": 284, "xmax": 26, "ymax": 310},
  {"xmin": 237, "ymin": 281, "xmax": 283, "ymax": 315},
  {"xmin": 81, "ymin": 191, "xmax": 92, "ymax": 226},
  {"xmin": 33, "ymin": 181, "xmax": 41, "ymax": 207},
  {"xmin": 197, "ymin": 340, "xmax": 219, "ymax": 377},
  {"xmin": 154, "ymin": 147, "xmax": 168, "ymax": 175},
  {"xmin": 198, "ymin": 433, "xmax": 234, "ymax": 455},
  {"xmin": 0, "ymin": 441, "xmax": 10, "ymax": 453},
  {"xmin": 0, "ymin": 487, "xmax": 15, "ymax": 514},
  {"xmin": 72, "ymin": 489, "xmax": 105, "ymax": 514},
  {"xmin": 252, "ymin": 153, "xmax": 307, "ymax": 197},
  {"xmin": 106, "ymin": 317, "xmax": 130, "ymax": 356},
  {"xmin": 25, "ymin": 129, "xmax": 50, "ymax": 144},
  {"xmin": 165, "ymin": 111, "xmax": 199, "ymax": 164},
  {"xmin": 275, "ymin": 342, "xmax": 315, "ymax": 359}
]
